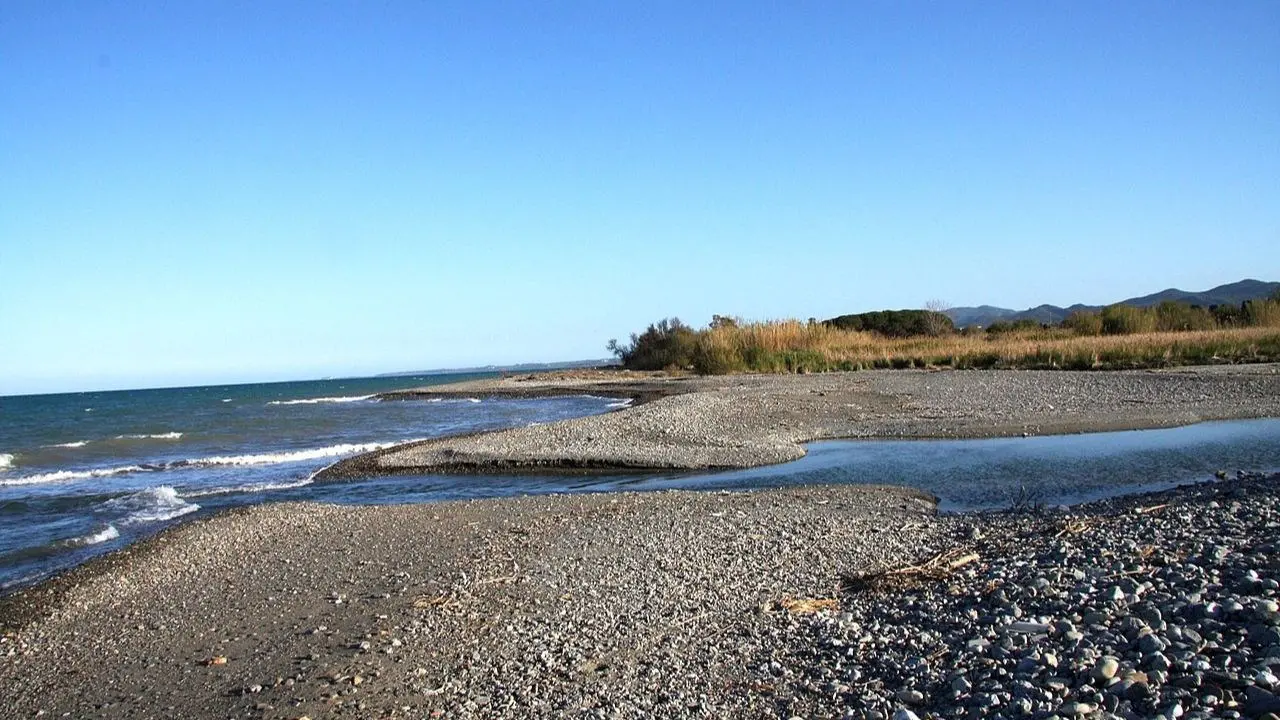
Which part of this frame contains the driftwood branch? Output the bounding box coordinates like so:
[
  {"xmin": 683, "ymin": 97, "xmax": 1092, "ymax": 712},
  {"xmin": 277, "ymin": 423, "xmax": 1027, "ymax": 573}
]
[{"xmin": 840, "ymin": 548, "xmax": 980, "ymax": 594}]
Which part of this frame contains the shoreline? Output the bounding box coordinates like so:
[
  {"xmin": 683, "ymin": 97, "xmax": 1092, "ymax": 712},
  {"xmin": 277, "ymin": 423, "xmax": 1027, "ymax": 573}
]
[
  {"xmin": 5, "ymin": 366, "xmax": 1280, "ymax": 717},
  {"xmin": 376, "ymin": 370, "xmax": 694, "ymax": 407},
  {"xmin": 320, "ymin": 365, "xmax": 1280, "ymax": 479}
]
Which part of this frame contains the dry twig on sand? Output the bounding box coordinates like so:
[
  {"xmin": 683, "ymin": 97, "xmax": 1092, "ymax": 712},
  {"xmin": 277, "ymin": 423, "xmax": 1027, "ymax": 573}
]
[
  {"xmin": 1054, "ymin": 518, "xmax": 1098, "ymax": 538},
  {"xmin": 774, "ymin": 597, "xmax": 841, "ymax": 615},
  {"xmin": 840, "ymin": 548, "xmax": 980, "ymax": 594}
]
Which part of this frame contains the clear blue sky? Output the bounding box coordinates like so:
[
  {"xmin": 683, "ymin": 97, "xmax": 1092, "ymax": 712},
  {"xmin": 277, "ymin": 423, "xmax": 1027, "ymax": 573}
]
[{"xmin": 2, "ymin": 1, "xmax": 1277, "ymax": 395}]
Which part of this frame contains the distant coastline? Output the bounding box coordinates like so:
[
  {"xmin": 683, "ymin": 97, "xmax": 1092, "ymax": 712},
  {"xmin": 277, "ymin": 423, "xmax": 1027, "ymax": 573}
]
[{"xmin": 376, "ymin": 357, "xmax": 618, "ymax": 378}]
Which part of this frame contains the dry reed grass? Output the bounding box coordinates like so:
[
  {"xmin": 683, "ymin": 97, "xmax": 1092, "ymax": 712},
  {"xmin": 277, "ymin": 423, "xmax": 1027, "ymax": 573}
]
[{"xmin": 695, "ymin": 322, "xmax": 1280, "ymax": 373}]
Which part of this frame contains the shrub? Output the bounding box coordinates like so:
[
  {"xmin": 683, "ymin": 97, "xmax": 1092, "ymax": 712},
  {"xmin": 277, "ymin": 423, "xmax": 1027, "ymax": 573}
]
[
  {"xmin": 691, "ymin": 334, "xmax": 746, "ymax": 374},
  {"xmin": 1212, "ymin": 303, "xmax": 1247, "ymax": 328},
  {"xmin": 823, "ymin": 309, "xmax": 954, "ymax": 337},
  {"xmin": 1246, "ymin": 298, "xmax": 1280, "ymax": 328},
  {"xmin": 1154, "ymin": 301, "xmax": 1216, "ymax": 332},
  {"xmin": 987, "ymin": 319, "xmax": 1044, "ymax": 335},
  {"xmin": 606, "ymin": 317, "xmax": 699, "ymax": 370},
  {"xmin": 1062, "ymin": 311, "xmax": 1104, "ymax": 336},
  {"xmin": 1101, "ymin": 304, "xmax": 1157, "ymax": 335}
]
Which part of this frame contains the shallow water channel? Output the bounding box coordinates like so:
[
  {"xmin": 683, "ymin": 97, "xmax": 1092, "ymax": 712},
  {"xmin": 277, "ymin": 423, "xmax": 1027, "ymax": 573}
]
[{"xmin": 312, "ymin": 417, "xmax": 1280, "ymax": 513}]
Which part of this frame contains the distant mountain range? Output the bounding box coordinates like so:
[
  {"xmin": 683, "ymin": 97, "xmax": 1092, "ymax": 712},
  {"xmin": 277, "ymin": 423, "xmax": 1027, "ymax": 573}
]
[
  {"xmin": 946, "ymin": 279, "xmax": 1280, "ymax": 328},
  {"xmin": 378, "ymin": 358, "xmax": 618, "ymax": 378}
]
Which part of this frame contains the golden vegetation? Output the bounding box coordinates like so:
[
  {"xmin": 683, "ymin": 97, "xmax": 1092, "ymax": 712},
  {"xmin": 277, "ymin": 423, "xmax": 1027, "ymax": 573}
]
[
  {"xmin": 609, "ymin": 296, "xmax": 1280, "ymax": 374},
  {"xmin": 694, "ymin": 322, "xmax": 1280, "ymax": 373}
]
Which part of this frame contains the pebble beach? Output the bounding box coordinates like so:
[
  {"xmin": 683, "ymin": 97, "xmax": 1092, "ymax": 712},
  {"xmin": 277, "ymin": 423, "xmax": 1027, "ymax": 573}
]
[{"xmin": 3, "ymin": 366, "xmax": 1280, "ymax": 719}]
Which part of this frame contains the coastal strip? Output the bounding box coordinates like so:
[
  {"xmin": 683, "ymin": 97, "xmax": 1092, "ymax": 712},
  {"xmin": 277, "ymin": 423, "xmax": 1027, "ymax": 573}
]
[
  {"xmin": 322, "ymin": 365, "xmax": 1280, "ymax": 479},
  {"xmin": 3, "ymin": 470, "xmax": 1278, "ymax": 718},
  {"xmin": 375, "ymin": 370, "xmax": 696, "ymax": 407}
]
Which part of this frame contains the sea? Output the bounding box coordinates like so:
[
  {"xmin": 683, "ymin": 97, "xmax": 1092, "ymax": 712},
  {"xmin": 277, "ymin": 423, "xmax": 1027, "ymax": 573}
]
[
  {"xmin": 0, "ymin": 374, "xmax": 624, "ymax": 592},
  {"xmin": 3, "ymin": 374, "xmax": 1280, "ymax": 594}
]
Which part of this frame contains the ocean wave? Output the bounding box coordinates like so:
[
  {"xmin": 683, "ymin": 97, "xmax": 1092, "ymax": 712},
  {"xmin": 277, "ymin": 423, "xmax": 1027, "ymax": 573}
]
[
  {"xmin": 267, "ymin": 395, "xmax": 374, "ymax": 406},
  {"xmin": 0, "ymin": 569, "xmax": 53, "ymax": 591},
  {"xmin": 181, "ymin": 442, "xmax": 392, "ymax": 467},
  {"xmin": 115, "ymin": 432, "xmax": 183, "ymax": 440},
  {"xmin": 0, "ymin": 439, "xmax": 423, "ymax": 487},
  {"xmin": 577, "ymin": 394, "xmax": 633, "ymax": 408},
  {"xmin": 41, "ymin": 433, "xmax": 182, "ymax": 450},
  {"xmin": 63, "ymin": 524, "xmax": 120, "ymax": 547},
  {"xmin": 180, "ymin": 437, "xmax": 427, "ymax": 469},
  {"xmin": 183, "ymin": 477, "xmax": 315, "ymax": 498},
  {"xmin": 105, "ymin": 486, "xmax": 199, "ymax": 526},
  {"xmin": 0, "ymin": 465, "xmax": 150, "ymax": 487},
  {"xmin": 0, "ymin": 453, "xmax": 12, "ymax": 469}
]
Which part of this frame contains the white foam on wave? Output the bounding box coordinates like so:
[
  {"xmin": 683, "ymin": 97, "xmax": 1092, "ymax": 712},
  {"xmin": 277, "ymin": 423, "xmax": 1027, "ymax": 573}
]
[
  {"xmin": 182, "ymin": 440, "xmax": 404, "ymax": 468},
  {"xmin": 0, "ymin": 464, "xmax": 149, "ymax": 487},
  {"xmin": 267, "ymin": 395, "xmax": 374, "ymax": 406},
  {"xmin": 43, "ymin": 433, "xmax": 180, "ymax": 449},
  {"xmin": 184, "ymin": 477, "xmax": 315, "ymax": 498},
  {"xmin": 221, "ymin": 398, "xmax": 232, "ymax": 402},
  {"xmin": 578, "ymin": 394, "xmax": 634, "ymax": 408},
  {"xmin": 64, "ymin": 525, "xmax": 120, "ymax": 547},
  {"xmin": 1, "ymin": 569, "xmax": 54, "ymax": 591},
  {"xmin": 105, "ymin": 486, "xmax": 200, "ymax": 527},
  {"xmin": 0, "ymin": 453, "xmax": 12, "ymax": 470},
  {"xmin": 116, "ymin": 432, "xmax": 183, "ymax": 440},
  {"xmin": 0, "ymin": 438, "xmax": 429, "ymax": 487}
]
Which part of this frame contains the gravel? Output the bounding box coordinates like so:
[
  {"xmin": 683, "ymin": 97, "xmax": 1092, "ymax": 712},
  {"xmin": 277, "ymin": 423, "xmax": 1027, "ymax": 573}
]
[
  {"xmin": 4, "ymin": 366, "xmax": 1280, "ymax": 719},
  {"xmin": 0, "ymin": 484, "xmax": 944, "ymax": 719},
  {"xmin": 322, "ymin": 365, "xmax": 1280, "ymax": 478},
  {"xmin": 3, "ymin": 471, "xmax": 1280, "ymax": 718},
  {"xmin": 754, "ymin": 471, "xmax": 1280, "ymax": 720}
]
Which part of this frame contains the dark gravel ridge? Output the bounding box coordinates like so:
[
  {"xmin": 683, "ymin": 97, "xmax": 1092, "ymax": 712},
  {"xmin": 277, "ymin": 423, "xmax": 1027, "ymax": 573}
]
[{"xmin": 376, "ymin": 376, "xmax": 693, "ymax": 407}]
